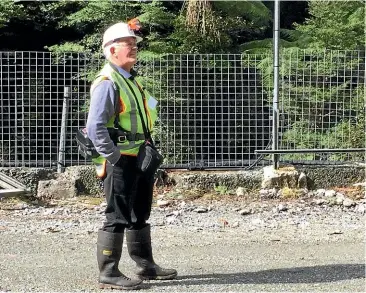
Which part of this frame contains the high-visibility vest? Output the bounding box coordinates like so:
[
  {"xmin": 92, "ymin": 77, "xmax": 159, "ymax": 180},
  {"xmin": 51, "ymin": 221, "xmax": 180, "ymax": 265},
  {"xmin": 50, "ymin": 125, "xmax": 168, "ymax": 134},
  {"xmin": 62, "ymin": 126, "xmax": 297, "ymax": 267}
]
[{"xmin": 90, "ymin": 63, "xmax": 158, "ymax": 177}]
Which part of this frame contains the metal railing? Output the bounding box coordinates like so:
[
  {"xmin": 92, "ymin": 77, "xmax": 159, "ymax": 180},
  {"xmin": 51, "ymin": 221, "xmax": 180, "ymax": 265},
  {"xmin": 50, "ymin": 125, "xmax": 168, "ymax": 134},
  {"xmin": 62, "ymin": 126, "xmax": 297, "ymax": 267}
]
[{"xmin": 0, "ymin": 50, "xmax": 364, "ymax": 169}]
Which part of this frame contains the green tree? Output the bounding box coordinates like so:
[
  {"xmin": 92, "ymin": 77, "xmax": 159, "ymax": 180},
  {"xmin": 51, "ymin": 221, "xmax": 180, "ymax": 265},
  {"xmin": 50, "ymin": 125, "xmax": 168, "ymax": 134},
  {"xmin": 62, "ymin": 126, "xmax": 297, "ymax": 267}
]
[
  {"xmin": 173, "ymin": 0, "xmax": 271, "ymax": 54},
  {"xmin": 295, "ymin": 0, "xmax": 365, "ymax": 50},
  {"xmin": 0, "ymin": 0, "xmax": 26, "ymax": 28},
  {"xmin": 0, "ymin": 0, "xmax": 84, "ymax": 50},
  {"xmin": 244, "ymin": 0, "xmax": 366, "ymax": 161},
  {"xmin": 46, "ymin": 1, "xmax": 141, "ymax": 53}
]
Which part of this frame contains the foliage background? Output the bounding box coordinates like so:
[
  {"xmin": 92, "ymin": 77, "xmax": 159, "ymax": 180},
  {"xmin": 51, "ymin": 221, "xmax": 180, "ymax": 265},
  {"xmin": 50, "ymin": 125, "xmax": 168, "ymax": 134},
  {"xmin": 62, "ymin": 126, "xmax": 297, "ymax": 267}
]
[{"xmin": 0, "ymin": 0, "xmax": 364, "ymax": 164}]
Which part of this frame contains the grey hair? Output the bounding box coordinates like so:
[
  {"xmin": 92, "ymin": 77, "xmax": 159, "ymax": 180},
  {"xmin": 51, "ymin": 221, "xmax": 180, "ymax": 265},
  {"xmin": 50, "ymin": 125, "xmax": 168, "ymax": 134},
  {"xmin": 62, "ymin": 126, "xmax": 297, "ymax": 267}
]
[{"xmin": 103, "ymin": 43, "xmax": 114, "ymax": 60}]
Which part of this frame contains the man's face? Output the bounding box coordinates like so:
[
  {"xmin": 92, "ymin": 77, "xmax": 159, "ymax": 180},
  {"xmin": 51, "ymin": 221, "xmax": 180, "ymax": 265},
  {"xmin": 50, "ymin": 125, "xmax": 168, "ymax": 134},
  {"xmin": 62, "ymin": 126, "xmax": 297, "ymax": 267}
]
[{"xmin": 111, "ymin": 36, "xmax": 138, "ymax": 69}]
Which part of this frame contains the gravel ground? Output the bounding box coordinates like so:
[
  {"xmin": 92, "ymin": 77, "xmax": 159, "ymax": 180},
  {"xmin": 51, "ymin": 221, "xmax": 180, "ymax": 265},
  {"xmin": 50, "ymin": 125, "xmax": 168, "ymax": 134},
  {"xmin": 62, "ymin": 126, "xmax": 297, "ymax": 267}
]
[{"xmin": 0, "ymin": 195, "xmax": 365, "ymax": 292}]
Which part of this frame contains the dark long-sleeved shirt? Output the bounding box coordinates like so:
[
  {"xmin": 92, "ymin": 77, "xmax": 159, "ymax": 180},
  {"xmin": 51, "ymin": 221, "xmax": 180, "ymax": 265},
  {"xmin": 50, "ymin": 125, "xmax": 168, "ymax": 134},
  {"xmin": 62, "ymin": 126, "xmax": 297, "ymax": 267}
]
[{"xmin": 86, "ymin": 66, "xmax": 132, "ymax": 165}]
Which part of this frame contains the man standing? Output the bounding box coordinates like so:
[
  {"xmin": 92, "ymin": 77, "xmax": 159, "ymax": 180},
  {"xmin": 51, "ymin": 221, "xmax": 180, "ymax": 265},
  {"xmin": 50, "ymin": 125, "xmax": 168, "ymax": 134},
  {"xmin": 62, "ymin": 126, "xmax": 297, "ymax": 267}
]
[{"xmin": 86, "ymin": 20, "xmax": 177, "ymax": 290}]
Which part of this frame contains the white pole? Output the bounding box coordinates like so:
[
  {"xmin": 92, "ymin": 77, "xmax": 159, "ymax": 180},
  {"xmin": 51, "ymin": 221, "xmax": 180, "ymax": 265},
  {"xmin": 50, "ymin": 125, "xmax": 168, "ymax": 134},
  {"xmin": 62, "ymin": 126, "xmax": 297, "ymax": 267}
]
[
  {"xmin": 57, "ymin": 87, "xmax": 70, "ymax": 173},
  {"xmin": 272, "ymin": 0, "xmax": 280, "ymax": 169}
]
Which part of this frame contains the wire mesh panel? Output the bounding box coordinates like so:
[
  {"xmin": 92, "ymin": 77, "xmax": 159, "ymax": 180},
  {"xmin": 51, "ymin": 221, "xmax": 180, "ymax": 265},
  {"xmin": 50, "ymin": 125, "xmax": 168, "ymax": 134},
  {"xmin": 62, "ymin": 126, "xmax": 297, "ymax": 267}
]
[
  {"xmin": 0, "ymin": 51, "xmax": 61, "ymax": 167},
  {"xmin": 145, "ymin": 54, "xmax": 271, "ymax": 168},
  {"xmin": 278, "ymin": 49, "xmax": 365, "ymax": 161},
  {"xmin": 0, "ymin": 50, "xmax": 364, "ymax": 168},
  {"xmin": 0, "ymin": 52, "xmax": 94, "ymax": 167}
]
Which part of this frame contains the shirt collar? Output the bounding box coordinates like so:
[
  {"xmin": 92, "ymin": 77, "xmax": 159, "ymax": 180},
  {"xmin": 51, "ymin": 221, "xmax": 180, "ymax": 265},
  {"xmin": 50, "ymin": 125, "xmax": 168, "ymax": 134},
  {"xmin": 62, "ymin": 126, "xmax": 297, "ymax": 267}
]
[{"xmin": 115, "ymin": 66, "xmax": 132, "ymax": 79}]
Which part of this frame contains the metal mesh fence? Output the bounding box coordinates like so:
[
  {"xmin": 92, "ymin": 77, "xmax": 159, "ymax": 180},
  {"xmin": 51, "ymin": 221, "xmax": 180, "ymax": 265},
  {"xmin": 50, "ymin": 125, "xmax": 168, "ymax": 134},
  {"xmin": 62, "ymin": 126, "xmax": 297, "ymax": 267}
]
[
  {"xmin": 278, "ymin": 50, "xmax": 365, "ymax": 162},
  {"xmin": 0, "ymin": 52, "xmax": 94, "ymax": 167},
  {"xmin": 0, "ymin": 50, "xmax": 364, "ymax": 168},
  {"xmin": 142, "ymin": 54, "xmax": 271, "ymax": 169}
]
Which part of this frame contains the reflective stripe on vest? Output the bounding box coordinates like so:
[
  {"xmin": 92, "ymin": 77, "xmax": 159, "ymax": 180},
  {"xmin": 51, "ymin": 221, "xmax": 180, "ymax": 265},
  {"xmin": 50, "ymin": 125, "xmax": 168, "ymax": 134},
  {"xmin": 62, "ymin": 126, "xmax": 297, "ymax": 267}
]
[{"xmin": 118, "ymin": 77, "xmax": 138, "ymax": 138}]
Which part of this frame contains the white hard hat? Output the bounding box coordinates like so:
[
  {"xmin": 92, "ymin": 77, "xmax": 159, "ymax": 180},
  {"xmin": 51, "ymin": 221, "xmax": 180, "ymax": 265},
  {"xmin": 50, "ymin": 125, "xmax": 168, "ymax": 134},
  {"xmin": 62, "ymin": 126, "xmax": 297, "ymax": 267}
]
[{"xmin": 102, "ymin": 22, "xmax": 143, "ymax": 48}]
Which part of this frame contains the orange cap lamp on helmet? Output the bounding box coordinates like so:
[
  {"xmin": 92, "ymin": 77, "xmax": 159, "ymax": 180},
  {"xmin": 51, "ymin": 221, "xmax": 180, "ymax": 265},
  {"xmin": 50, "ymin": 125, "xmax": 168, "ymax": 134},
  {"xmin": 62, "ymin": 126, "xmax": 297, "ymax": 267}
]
[{"xmin": 102, "ymin": 18, "xmax": 143, "ymax": 48}]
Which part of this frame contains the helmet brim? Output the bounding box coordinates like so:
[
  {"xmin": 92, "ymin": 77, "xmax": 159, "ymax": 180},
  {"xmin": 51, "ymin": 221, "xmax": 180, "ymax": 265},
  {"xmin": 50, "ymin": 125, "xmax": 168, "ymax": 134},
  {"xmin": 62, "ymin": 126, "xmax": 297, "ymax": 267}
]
[{"xmin": 103, "ymin": 35, "xmax": 143, "ymax": 48}]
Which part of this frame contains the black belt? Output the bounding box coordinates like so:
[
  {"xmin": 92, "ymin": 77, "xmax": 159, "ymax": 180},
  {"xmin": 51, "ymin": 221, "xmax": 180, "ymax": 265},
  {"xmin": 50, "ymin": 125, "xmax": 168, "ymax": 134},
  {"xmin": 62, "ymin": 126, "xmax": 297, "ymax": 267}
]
[{"xmin": 108, "ymin": 128, "xmax": 145, "ymax": 143}]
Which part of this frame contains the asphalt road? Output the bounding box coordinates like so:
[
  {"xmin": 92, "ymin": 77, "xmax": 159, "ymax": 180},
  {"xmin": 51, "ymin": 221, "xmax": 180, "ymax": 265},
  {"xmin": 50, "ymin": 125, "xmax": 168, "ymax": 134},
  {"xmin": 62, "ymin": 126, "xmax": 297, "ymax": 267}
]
[{"xmin": 0, "ymin": 226, "xmax": 365, "ymax": 292}]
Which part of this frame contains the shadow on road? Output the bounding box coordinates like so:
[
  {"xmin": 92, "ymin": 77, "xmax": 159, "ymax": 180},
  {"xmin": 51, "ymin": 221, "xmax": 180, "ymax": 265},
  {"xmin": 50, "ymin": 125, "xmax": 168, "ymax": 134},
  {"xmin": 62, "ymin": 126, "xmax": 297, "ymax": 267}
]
[{"xmin": 152, "ymin": 264, "xmax": 365, "ymax": 286}]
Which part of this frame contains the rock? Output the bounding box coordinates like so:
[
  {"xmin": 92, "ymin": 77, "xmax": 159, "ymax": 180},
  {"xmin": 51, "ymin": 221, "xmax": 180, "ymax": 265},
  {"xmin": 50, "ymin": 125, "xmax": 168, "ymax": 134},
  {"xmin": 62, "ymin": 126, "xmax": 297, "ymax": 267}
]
[
  {"xmin": 231, "ymin": 222, "xmax": 240, "ymax": 228},
  {"xmin": 239, "ymin": 208, "xmax": 251, "ymax": 216},
  {"xmin": 54, "ymin": 208, "xmax": 64, "ymax": 215},
  {"xmin": 63, "ymin": 208, "xmax": 71, "ymax": 216},
  {"xmin": 166, "ymin": 215, "xmax": 176, "ymax": 225},
  {"xmin": 166, "ymin": 210, "xmax": 180, "ymax": 217},
  {"xmin": 279, "ymin": 187, "xmax": 307, "ymax": 199},
  {"xmin": 251, "ymin": 218, "xmax": 264, "ymax": 226},
  {"xmin": 298, "ymin": 221, "xmax": 310, "ymax": 229},
  {"xmin": 259, "ymin": 189, "xmax": 269, "ymax": 197},
  {"xmin": 236, "ymin": 187, "xmax": 245, "ymax": 197},
  {"xmin": 270, "ymin": 238, "xmax": 281, "ymax": 242},
  {"xmin": 296, "ymin": 207, "xmax": 303, "ymax": 212},
  {"xmin": 307, "ymin": 191, "xmax": 315, "ymax": 197},
  {"xmin": 63, "ymin": 166, "xmax": 102, "ymax": 196},
  {"xmin": 43, "ymin": 208, "xmax": 55, "ymax": 216},
  {"xmin": 37, "ymin": 178, "xmax": 77, "ymax": 199},
  {"xmin": 277, "ymin": 203, "xmax": 288, "ymax": 212},
  {"xmin": 335, "ymin": 193, "xmax": 345, "ymax": 205},
  {"xmin": 193, "ymin": 207, "xmax": 208, "ymax": 213},
  {"xmin": 327, "ymin": 197, "xmax": 337, "ymax": 206},
  {"xmin": 259, "ymin": 188, "xmax": 279, "ymax": 199},
  {"xmin": 328, "ymin": 230, "xmax": 343, "ymax": 235},
  {"xmin": 299, "ymin": 188, "xmax": 308, "ymax": 196},
  {"xmin": 315, "ymin": 189, "xmax": 326, "ymax": 197},
  {"xmin": 297, "ymin": 172, "xmax": 308, "ymax": 188},
  {"xmin": 276, "ymin": 189, "xmax": 283, "ymax": 198},
  {"xmin": 261, "ymin": 166, "xmax": 299, "ymax": 189},
  {"xmin": 342, "ymin": 198, "xmax": 355, "ymax": 208},
  {"xmin": 156, "ymin": 200, "xmax": 172, "ymax": 207},
  {"xmin": 355, "ymin": 204, "xmax": 365, "ymax": 214},
  {"xmin": 269, "ymin": 188, "xmax": 279, "ymax": 198},
  {"xmin": 324, "ymin": 190, "xmax": 336, "ymax": 198},
  {"xmin": 314, "ymin": 198, "xmax": 326, "ymax": 205}
]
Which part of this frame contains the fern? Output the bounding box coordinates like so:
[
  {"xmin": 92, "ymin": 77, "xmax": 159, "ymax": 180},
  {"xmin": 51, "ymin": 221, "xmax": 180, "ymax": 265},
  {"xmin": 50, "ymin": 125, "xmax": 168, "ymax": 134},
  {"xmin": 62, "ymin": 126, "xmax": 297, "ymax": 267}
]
[
  {"xmin": 240, "ymin": 39, "xmax": 297, "ymax": 54},
  {"xmin": 46, "ymin": 42, "xmax": 86, "ymax": 53},
  {"xmin": 280, "ymin": 29, "xmax": 303, "ymax": 42}
]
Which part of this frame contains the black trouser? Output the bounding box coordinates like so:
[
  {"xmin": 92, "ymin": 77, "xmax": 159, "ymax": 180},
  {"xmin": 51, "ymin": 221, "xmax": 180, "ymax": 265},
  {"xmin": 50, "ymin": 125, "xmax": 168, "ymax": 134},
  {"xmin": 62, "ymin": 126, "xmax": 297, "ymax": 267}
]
[{"xmin": 101, "ymin": 155, "xmax": 154, "ymax": 233}]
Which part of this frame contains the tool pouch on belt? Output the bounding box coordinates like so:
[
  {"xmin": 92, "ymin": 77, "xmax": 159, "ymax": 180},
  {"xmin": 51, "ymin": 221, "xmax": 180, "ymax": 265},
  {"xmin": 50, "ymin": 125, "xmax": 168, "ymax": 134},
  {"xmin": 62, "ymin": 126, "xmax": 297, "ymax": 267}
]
[
  {"xmin": 76, "ymin": 128, "xmax": 100, "ymax": 160},
  {"xmin": 136, "ymin": 140, "xmax": 163, "ymax": 175}
]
